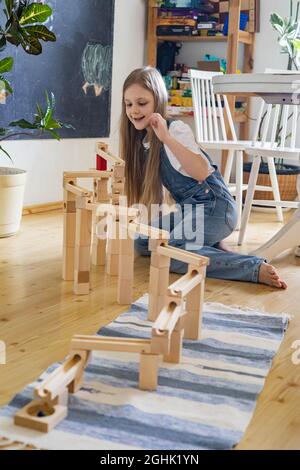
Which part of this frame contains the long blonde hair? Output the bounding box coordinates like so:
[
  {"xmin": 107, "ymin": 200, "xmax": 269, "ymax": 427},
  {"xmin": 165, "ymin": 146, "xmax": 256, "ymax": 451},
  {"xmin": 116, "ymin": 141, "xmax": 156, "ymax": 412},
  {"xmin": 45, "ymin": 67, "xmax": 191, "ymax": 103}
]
[{"xmin": 120, "ymin": 67, "xmax": 168, "ymax": 209}]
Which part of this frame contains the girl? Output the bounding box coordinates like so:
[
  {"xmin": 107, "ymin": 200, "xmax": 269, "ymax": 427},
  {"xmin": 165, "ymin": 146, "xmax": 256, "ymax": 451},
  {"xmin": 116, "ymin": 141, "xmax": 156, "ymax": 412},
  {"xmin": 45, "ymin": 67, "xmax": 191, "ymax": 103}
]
[{"xmin": 120, "ymin": 66, "xmax": 287, "ymax": 289}]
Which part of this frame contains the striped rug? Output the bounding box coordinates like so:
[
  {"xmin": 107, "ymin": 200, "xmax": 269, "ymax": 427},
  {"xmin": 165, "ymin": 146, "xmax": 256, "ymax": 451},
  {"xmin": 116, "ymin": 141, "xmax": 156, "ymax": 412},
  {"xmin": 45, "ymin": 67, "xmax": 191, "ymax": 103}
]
[{"xmin": 0, "ymin": 295, "xmax": 290, "ymax": 450}]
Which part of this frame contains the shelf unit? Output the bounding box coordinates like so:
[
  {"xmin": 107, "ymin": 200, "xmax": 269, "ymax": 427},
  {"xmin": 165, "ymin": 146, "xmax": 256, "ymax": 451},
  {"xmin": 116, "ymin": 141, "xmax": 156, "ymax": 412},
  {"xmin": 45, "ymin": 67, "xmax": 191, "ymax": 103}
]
[{"xmin": 147, "ymin": 0, "xmax": 258, "ymax": 146}]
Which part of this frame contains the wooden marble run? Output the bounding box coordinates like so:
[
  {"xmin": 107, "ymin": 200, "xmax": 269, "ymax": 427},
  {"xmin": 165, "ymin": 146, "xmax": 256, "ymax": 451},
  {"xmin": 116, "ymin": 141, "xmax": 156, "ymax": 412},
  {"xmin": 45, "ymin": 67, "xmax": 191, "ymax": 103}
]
[
  {"xmin": 14, "ymin": 242, "xmax": 208, "ymax": 432},
  {"xmin": 14, "ymin": 142, "xmax": 209, "ymax": 433},
  {"xmin": 62, "ymin": 142, "xmax": 130, "ymax": 294}
]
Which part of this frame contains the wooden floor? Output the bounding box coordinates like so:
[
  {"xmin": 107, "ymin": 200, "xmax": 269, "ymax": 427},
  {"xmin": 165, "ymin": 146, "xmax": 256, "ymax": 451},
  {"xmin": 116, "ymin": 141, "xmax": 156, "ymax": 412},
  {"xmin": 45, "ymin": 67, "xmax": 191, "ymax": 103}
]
[{"xmin": 0, "ymin": 209, "xmax": 300, "ymax": 450}]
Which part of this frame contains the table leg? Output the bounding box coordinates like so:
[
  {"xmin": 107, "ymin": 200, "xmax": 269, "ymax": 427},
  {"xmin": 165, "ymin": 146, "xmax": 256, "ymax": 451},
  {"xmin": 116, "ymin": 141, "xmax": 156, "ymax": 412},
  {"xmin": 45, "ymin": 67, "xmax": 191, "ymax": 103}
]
[{"xmin": 252, "ymin": 173, "xmax": 300, "ymax": 260}]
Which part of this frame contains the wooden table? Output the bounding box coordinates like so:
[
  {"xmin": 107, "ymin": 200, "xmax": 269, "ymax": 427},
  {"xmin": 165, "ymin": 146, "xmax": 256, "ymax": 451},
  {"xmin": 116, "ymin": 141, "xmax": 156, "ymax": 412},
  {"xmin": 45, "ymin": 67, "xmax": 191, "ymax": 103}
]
[{"xmin": 213, "ymin": 73, "xmax": 300, "ymax": 261}]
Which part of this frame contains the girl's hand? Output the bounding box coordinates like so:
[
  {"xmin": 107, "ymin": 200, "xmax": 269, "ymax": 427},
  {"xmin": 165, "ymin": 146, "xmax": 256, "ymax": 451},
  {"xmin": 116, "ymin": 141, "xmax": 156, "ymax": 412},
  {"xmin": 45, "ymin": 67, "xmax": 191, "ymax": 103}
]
[{"xmin": 149, "ymin": 113, "xmax": 170, "ymax": 143}]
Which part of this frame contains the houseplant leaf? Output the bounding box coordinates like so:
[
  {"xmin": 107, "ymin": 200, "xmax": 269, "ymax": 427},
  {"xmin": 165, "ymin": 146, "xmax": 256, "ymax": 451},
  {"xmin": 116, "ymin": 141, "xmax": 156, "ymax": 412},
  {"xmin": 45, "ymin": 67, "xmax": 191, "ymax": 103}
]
[
  {"xmin": 0, "ymin": 56, "xmax": 13, "ymax": 73},
  {"xmin": 19, "ymin": 3, "xmax": 52, "ymax": 26},
  {"xmin": 20, "ymin": 30, "xmax": 42, "ymax": 54},
  {"xmin": 270, "ymin": 12, "xmax": 285, "ymax": 27},
  {"xmin": 292, "ymin": 38, "xmax": 300, "ymax": 51},
  {"xmin": 0, "ymin": 36, "xmax": 7, "ymax": 51},
  {"xmin": 23, "ymin": 25, "xmax": 56, "ymax": 42},
  {"xmin": 4, "ymin": 0, "xmax": 14, "ymax": 16},
  {"xmin": 8, "ymin": 118, "xmax": 37, "ymax": 129}
]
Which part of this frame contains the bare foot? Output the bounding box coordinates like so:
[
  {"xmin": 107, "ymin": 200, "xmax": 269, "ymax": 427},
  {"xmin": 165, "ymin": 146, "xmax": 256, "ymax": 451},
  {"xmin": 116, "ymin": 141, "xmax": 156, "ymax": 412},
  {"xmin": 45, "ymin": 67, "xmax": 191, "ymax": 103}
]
[{"xmin": 258, "ymin": 263, "xmax": 287, "ymax": 289}]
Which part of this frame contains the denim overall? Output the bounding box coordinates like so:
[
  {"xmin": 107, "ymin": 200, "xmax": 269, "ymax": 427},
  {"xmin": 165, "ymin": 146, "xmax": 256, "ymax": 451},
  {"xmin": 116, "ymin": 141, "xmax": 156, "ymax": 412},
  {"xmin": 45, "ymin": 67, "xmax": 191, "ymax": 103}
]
[{"xmin": 135, "ymin": 141, "xmax": 264, "ymax": 283}]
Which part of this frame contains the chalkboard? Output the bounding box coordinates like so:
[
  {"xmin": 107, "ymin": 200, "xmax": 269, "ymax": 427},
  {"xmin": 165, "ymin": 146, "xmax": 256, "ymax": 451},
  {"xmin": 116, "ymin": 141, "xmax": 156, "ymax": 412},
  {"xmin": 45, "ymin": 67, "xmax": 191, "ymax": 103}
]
[{"xmin": 0, "ymin": 0, "xmax": 115, "ymax": 139}]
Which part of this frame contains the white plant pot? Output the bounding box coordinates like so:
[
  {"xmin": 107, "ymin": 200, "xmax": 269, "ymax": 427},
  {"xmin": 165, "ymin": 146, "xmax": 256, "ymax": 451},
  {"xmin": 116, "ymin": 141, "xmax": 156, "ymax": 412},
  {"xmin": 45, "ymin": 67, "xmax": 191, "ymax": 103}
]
[{"xmin": 0, "ymin": 167, "xmax": 27, "ymax": 237}]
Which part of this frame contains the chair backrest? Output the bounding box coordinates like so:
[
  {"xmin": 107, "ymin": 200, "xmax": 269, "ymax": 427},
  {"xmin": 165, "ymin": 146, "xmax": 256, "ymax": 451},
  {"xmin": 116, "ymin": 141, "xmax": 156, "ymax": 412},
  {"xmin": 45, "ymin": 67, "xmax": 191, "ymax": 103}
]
[
  {"xmin": 189, "ymin": 69, "xmax": 237, "ymax": 143},
  {"xmin": 251, "ymin": 101, "xmax": 299, "ymax": 150},
  {"xmin": 251, "ymin": 68, "xmax": 300, "ymax": 150}
]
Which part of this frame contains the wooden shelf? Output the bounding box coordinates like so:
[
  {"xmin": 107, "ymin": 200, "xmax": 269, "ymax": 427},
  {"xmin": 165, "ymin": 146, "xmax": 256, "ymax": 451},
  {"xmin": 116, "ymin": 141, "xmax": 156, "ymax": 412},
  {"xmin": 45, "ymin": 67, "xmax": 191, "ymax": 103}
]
[
  {"xmin": 167, "ymin": 107, "xmax": 247, "ymax": 123},
  {"xmin": 157, "ymin": 31, "xmax": 253, "ymax": 45},
  {"xmin": 147, "ymin": 0, "xmax": 258, "ymax": 151},
  {"xmin": 157, "ymin": 35, "xmax": 227, "ymax": 42}
]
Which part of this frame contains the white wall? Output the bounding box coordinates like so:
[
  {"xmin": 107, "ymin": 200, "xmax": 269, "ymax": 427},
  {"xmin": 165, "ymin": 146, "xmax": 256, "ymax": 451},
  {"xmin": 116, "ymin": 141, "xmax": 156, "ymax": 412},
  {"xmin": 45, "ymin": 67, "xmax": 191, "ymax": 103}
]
[{"xmin": 1, "ymin": 0, "xmax": 147, "ymax": 206}]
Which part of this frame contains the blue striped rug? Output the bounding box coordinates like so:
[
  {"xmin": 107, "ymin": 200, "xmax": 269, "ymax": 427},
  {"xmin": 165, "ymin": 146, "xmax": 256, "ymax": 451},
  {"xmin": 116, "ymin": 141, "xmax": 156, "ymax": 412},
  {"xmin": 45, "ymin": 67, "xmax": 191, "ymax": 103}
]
[{"xmin": 0, "ymin": 295, "xmax": 289, "ymax": 450}]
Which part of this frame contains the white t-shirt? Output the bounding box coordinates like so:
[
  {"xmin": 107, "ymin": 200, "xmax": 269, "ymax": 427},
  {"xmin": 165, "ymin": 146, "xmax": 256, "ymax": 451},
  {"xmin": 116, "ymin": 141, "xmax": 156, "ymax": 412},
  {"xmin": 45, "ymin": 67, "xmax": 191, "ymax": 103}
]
[{"xmin": 143, "ymin": 120, "xmax": 214, "ymax": 177}]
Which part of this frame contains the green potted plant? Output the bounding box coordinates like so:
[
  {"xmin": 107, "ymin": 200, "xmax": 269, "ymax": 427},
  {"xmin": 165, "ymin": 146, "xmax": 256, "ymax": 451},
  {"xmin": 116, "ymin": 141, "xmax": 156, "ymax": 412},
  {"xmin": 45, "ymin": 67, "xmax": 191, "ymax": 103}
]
[
  {"xmin": 243, "ymin": 0, "xmax": 300, "ymax": 204},
  {"xmin": 0, "ymin": 0, "xmax": 72, "ymax": 237}
]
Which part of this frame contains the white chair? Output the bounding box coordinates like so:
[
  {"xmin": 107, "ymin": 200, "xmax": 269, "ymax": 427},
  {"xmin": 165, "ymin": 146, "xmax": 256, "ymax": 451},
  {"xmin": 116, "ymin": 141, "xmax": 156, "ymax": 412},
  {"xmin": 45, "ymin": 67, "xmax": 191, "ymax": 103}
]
[
  {"xmin": 238, "ymin": 100, "xmax": 300, "ymax": 245},
  {"xmin": 189, "ymin": 69, "xmax": 283, "ymax": 230}
]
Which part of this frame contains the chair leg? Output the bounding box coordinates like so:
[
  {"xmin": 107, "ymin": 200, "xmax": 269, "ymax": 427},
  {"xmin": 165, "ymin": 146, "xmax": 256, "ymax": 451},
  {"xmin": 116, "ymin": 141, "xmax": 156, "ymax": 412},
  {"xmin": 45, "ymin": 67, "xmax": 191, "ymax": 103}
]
[
  {"xmin": 267, "ymin": 157, "xmax": 284, "ymax": 223},
  {"xmin": 235, "ymin": 150, "xmax": 243, "ymax": 231},
  {"xmin": 238, "ymin": 156, "xmax": 261, "ymax": 245},
  {"xmin": 223, "ymin": 149, "xmax": 235, "ymax": 184}
]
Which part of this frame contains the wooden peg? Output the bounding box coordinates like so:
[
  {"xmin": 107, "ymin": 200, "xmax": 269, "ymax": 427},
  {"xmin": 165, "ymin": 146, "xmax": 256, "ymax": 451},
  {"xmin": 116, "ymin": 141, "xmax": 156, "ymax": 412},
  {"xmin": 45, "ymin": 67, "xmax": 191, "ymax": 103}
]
[
  {"xmin": 14, "ymin": 399, "xmax": 67, "ymax": 433},
  {"xmin": 62, "ymin": 178, "xmax": 77, "ymax": 281},
  {"xmin": 139, "ymin": 352, "xmax": 160, "ymax": 391},
  {"xmin": 148, "ymin": 255, "xmax": 170, "ymax": 321},
  {"xmin": 74, "ymin": 203, "xmax": 92, "ymax": 295},
  {"xmin": 184, "ymin": 265, "xmax": 206, "ymax": 340},
  {"xmin": 92, "ymin": 214, "xmax": 107, "ymax": 266}
]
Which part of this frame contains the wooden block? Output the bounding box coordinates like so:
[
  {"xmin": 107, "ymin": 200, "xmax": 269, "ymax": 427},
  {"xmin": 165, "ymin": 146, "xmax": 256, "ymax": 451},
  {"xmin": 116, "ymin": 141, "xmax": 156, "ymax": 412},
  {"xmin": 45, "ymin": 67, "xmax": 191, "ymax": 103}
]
[
  {"xmin": 117, "ymin": 279, "xmax": 133, "ymax": 305},
  {"xmin": 68, "ymin": 351, "xmax": 90, "ymax": 394},
  {"xmin": 74, "ymin": 270, "xmax": 90, "ymax": 295},
  {"xmin": 64, "ymin": 199, "xmax": 76, "ymax": 214},
  {"xmin": 14, "ymin": 400, "xmax": 67, "ymax": 433},
  {"xmin": 184, "ymin": 271, "xmax": 205, "ymax": 340},
  {"xmin": 97, "ymin": 141, "xmax": 108, "ymax": 152},
  {"xmin": 151, "ymin": 334, "xmax": 170, "ymax": 356},
  {"xmin": 157, "ymin": 245, "xmax": 208, "ymax": 268},
  {"xmin": 75, "ymin": 208, "xmax": 92, "ymax": 247},
  {"xmin": 150, "ymin": 252, "xmax": 170, "ymax": 268},
  {"xmin": 63, "ymin": 212, "xmax": 76, "ymax": 247},
  {"xmin": 54, "ymin": 388, "xmax": 69, "ymax": 407},
  {"xmin": 63, "ymin": 186, "xmax": 77, "ymax": 281},
  {"xmin": 92, "ymin": 214, "xmax": 106, "ymax": 266},
  {"xmin": 64, "ymin": 170, "xmax": 112, "ymax": 179},
  {"xmin": 149, "ymin": 266, "xmax": 170, "ymax": 296},
  {"xmin": 0, "ymin": 340, "xmax": 5, "ymax": 365},
  {"xmin": 111, "ymin": 193, "xmax": 121, "ymax": 204},
  {"xmin": 62, "ymin": 246, "xmax": 75, "ymax": 281},
  {"xmin": 148, "ymin": 294, "xmax": 167, "ymax": 322},
  {"xmin": 118, "ymin": 255, "xmax": 134, "ymax": 280},
  {"xmin": 113, "ymin": 165, "xmax": 125, "ymax": 179},
  {"xmin": 107, "ymin": 238, "xmax": 119, "ymax": 255},
  {"xmin": 246, "ymin": 20, "xmax": 255, "ymax": 32},
  {"xmin": 92, "ymin": 238, "xmax": 106, "ymax": 266},
  {"xmin": 139, "ymin": 353, "xmax": 159, "ymax": 391},
  {"xmin": 111, "ymin": 182, "xmax": 125, "ymax": 193},
  {"xmin": 119, "ymin": 237, "xmax": 135, "ymax": 256},
  {"xmin": 74, "ymin": 246, "xmax": 91, "ymax": 271},
  {"xmin": 106, "ymin": 253, "xmax": 119, "ymax": 276},
  {"xmin": 94, "ymin": 179, "xmax": 110, "ymax": 202},
  {"xmin": 163, "ymin": 329, "xmax": 184, "ymax": 364},
  {"xmin": 148, "ymin": 238, "xmax": 168, "ymax": 252},
  {"xmin": 72, "ymin": 335, "xmax": 151, "ymax": 354}
]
